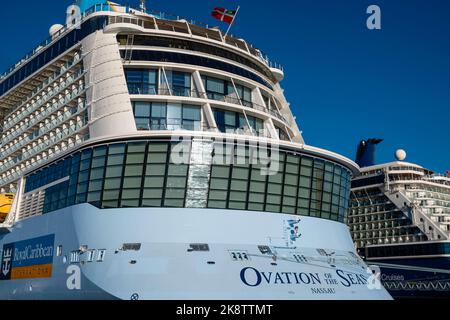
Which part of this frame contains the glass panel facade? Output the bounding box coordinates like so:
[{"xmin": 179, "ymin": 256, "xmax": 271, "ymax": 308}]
[
  {"xmin": 201, "ymin": 75, "xmax": 253, "ymax": 106},
  {"xmin": 213, "ymin": 109, "xmax": 264, "ymax": 136},
  {"xmin": 121, "ymin": 50, "xmax": 272, "ymax": 89},
  {"xmin": 132, "ymin": 102, "xmax": 201, "ymax": 131},
  {"xmin": 118, "ymin": 35, "xmax": 275, "ymax": 82},
  {"xmin": 25, "ymin": 140, "xmax": 352, "ymax": 223},
  {"xmin": 125, "ymin": 69, "xmax": 158, "ymax": 94},
  {"xmin": 276, "ymin": 127, "xmax": 290, "ymax": 141},
  {"xmin": 166, "ymin": 71, "xmax": 192, "ymax": 96}
]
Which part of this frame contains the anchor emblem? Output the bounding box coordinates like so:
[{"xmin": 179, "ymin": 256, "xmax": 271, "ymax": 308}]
[{"xmin": 1, "ymin": 247, "xmax": 12, "ymax": 277}]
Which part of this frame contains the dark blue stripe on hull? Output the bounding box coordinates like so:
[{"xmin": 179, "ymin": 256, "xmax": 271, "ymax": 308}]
[{"xmin": 372, "ymin": 257, "xmax": 450, "ymax": 298}]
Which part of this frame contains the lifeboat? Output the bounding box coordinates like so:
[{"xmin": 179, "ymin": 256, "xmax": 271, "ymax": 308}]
[{"xmin": 0, "ymin": 194, "xmax": 14, "ymax": 223}]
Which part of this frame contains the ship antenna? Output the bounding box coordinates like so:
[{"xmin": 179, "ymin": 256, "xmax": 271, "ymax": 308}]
[{"xmin": 139, "ymin": 0, "xmax": 146, "ymax": 12}]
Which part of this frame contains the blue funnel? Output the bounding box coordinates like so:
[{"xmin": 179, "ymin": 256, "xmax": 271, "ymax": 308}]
[{"xmin": 355, "ymin": 139, "xmax": 383, "ymax": 168}]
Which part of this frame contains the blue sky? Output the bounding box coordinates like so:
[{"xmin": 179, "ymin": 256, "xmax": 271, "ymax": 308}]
[{"xmin": 0, "ymin": 0, "xmax": 449, "ymax": 173}]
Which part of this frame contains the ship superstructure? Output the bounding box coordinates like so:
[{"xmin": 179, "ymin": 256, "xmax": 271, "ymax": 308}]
[
  {"xmin": 349, "ymin": 141, "xmax": 450, "ymax": 297},
  {"xmin": 0, "ymin": 2, "xmax": 391, "ymax": 300}
]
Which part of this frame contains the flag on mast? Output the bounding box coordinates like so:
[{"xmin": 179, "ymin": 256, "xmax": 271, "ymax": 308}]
[{"xmin": 211, "ymin": 7, "xmax": 238, "ymax": 24}]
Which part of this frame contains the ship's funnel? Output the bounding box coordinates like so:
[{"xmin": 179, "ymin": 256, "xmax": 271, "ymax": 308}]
[{"xmin": 355, "ymin": 138, "xmax": 383, "ymax": 168}]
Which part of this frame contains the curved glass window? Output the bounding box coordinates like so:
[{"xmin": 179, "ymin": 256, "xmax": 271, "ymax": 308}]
[
  {"xmin": 202, "ymin": 75, "xmax": 253, "ymax": 107},
  {"xmin": 132, "ymin": 102, "xmax": 201, "ymax": 131},
  {"xmin": 120, "ymin": 50, "xmax": 273, "ymax": 89},
  {"xmin": 213, "ymin": 109, "xmax": 264, "ymax": 136},
  {"xmin": 276, "ymin": 127, "xmax": 290, "ymax": 141},
  {"xmin": 125, "ymin": 69, "xmax": 158, "ymax": 94},
  {"xmin": 117, "ymin": 35, "xmax": 276, "ymax": 83},
  {"xmin": 24, "ymin": 139, "xmax": 352, "ymax": 223}
]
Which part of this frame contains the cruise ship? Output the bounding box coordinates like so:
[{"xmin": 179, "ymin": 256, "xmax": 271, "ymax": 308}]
[
  {"xmin": 0, "ymin": 0, "xmax": 391, "ymax": 300},
  {"xmin": 349, "ymin": 139, "xmax": 450, "ymax": 298}
]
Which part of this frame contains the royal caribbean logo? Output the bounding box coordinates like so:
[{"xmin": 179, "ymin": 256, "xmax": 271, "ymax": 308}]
[{"xmin": 0, "ymin": 234, "xmax": 55, "ymax": 281}]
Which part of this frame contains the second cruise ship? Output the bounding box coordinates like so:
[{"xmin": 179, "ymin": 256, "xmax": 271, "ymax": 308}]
[
  {"xmin": 0, "ymin": 0, "xmax": 391, "ymax": 299},
  {"xmin": 349, "ymin": 139, "xmax": 450, "ymax": 298}
]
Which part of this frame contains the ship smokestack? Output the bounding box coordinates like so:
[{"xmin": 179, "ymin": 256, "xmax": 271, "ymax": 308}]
[{"xmin": 355, "ymin": 138, "xmax": 383, "ymax": 168}]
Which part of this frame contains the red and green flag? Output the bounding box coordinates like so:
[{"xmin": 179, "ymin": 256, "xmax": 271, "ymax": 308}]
[{"xmin": 211, "ymin": 7, "xmax": 237, "ymax": 24}]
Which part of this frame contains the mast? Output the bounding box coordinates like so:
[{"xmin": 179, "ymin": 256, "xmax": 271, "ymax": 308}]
[{"xmin": 139, "ymin": 0, "xmax": 146, "ymax": 12}]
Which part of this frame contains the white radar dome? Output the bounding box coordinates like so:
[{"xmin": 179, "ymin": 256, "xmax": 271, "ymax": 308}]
[
  {"xmin": 395, "ymin": 149, "xmax": 407, "ymax": 161},
  {"xmin": 49, "ymin": 24, "xmax": 64, "ymax": 37}
]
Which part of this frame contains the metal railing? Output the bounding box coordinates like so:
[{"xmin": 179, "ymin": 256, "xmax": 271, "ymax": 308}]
[
  {"xmin": 0, "ymin": 133, "xmax": 89, "ymax": 188},
  {"xmin": 1, "ymin": 74, "xmax": 86, "ymax": 146},
  {"xmin": 0, "ymin": 3, "xmax": 283, "ymax": 82},
  {"xmin": 128, "ymin": 85, "xmax": 289, "ymax": 123},
  {"xmin": 3, "ymin": 55, "xmax": 83, "ymax": 131}
]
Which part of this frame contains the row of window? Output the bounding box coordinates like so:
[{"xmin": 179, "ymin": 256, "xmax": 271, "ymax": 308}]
[
  {"xmin": 366, "ymin": 242, "xmax": 450, "ymax": 258},
  {"xmin": 117, "ymin": 35, "xmax": 276, "ymax": 82},
  {"xmin": 1, "ymin": 16, "xmax": 107, "ymax": 97},
  {"xmin": 207, "ymin": 147, "xmax": 351, "ymax": 221},
  {"xmin": 131, "ymin": 100, "xmax": 289, "ymax": 139},
  {"xmin": 120, "ymin": 50, "xmax": 273, "ymax": 89},
  {"xmin": 25, "ymin": 140, "xmax": 352, "ymax": 223},
  {"xmin": 125, "ymin": 69, "xmax": 256, "ymax": 109},
  {"xmin": 132, "ymin": 102, "xmax": 202, "ymax": 131}
]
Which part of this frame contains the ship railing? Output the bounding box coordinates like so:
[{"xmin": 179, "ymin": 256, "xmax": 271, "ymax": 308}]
[
  {"xmin": 1, "ymin": 4, "xmax": 282, "ymax": 83},
  {"xmin": 106, "ymin": 9, "xmax": 283, "ymax": 71},
  {"xmin": 127, "ymin": 85, "xmax": 289, "ymax": 123},
  {"xmin": 2, "ymin": 55, "xmax": 83, "ymax": 131},
  {"xmin": 1, "ymin": 101, "xmax": 87, "ymax": 162},
  {"xmin": 0, "ymin": 116, "xmax": 88, "ymax": 173},
  {"xmin": 0, "ymin": 133, "xmax": 89, "ymax": 188},
  {"xmin": 1, "ymin": 71, "xmax": 86, "ymax": 145}
]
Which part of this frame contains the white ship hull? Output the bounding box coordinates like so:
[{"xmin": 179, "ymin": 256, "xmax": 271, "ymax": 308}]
[{"xmin": 0, "ymin": 204, "xmax": 391, "ymax": 300}]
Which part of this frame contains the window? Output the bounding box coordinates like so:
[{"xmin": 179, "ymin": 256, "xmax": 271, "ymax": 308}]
[
  {"xmin": 235, "ymin": 83, "xmax": 252, "ymax": 107},
  {"xmin": 57, "ymin": 245, "xmax": 63, "ymax": 257},
  {"xmin": 276, "ymin": 127, "xmax": 290, "ymax": 141},
  {"xmin": 31, "ymin": 140, "xmax": 352, "ymax": 224},
  {"xmin": 213, "ymin": 109, "xmax": 264, "ymax": 136},
  {"xmin": 132, "ymin": 102, "xmax": 201, "ymax": 131},
  {"xmin": 167, "ymin": 71, "xmax": 191, "ymax": 96},
  {"xmin": 120, "ymin": 35, "xmax": 276, "ymax": 83},
  {"xmin": 202, "ymin": 75, "xmax": 253, "ymax": 107},
  {"xmin": 121, "ymin": 142, "xmax": 146, "ymax": 207},
  {"xmin": 125, "ymin": 69, "xmax": 158, "ymax": 94},
  {"xmin": 97, "ymin": 249, "xmax": 106, "ymax": 262},
  {"xmin": 122, "ymin": 50, "xmax": 273, "ymax": 89},
  {"xmin": 70, "ymin": 251, "xmax": 80, "ymax": 263},
  {"xmin": 202, "ymin": 75, "xmax": 227, "ymax": 101},
  {"xmin": 87, "ymin": 250, "xmax": 96, "ymax": 262}
]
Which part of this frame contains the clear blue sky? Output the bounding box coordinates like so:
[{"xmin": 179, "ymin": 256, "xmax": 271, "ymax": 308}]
[{"xmin": 1, "ymin": 0, "xmax": 449, "ymax": 173}]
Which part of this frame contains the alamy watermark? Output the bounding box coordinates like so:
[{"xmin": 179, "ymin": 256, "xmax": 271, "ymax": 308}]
[
  {"xmin": 170, "ymin": 134, "xmax": 281, "ymax": 176},
  {"xmin": 367, "ymin": 5, "xmax": 382, "ymax": 30}
]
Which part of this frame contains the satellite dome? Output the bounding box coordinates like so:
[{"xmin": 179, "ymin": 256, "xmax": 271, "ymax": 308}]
[
  {"xmin": 395, "ymin": 149, "xmax": 407, "ymax": 161},
  {"xmin": 49, "ymin": 24, "xmax": 64, "ymax": 37}
]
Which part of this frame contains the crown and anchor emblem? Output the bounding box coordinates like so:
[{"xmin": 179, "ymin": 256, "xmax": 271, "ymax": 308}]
[{"xmin": 1, "ymin": 247, "xmax": 13, "ymax": 277}]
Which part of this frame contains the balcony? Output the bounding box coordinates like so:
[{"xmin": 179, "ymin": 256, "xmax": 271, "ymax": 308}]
[{"xmin": 127, "ymin": 85, "xmax": 288, "ymax": 124}]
